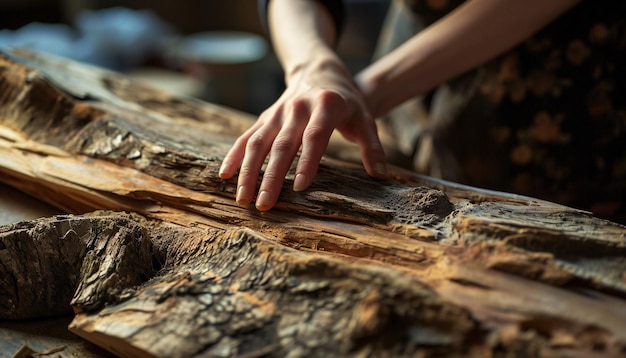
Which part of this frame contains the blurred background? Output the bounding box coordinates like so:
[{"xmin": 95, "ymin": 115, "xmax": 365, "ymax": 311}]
[{"xmin": 0, "ymin": 0, "xmax": 390, "ymax": 115}]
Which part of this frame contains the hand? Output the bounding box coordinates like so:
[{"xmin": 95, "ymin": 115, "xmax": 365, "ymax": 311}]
[{"xmin": 218, "ymin": 61, "xmax": 388, "ymax": 211}]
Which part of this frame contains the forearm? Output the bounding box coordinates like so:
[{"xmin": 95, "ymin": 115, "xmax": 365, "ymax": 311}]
[
  {"xmin": 222, "ymin": 0, "xmax": 387, "ymax": 210},
  {"xmin": 356, "ymin": 0, "xmax": 581, "ymax": 118},
  {"xmin": 268, "ymin": 0, "xmax": 348, "ymax": 85}
]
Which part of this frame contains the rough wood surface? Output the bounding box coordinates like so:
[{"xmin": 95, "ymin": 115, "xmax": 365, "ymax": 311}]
[{"xmin": 0, "ymin": 49, "xmax": 625, "ymax": 357}]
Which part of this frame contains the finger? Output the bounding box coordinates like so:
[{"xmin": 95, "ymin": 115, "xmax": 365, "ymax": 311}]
[
  {"xmin": 219, "ymin": 121, "xmax": 263, "ymax": 179},
  {"xmin": 236, "ymin": 124, "xmax": 281, "ymax": 206},
  {"xmin": 293, "ymin": 92, "xmax": 341, "ymax": 192},
  {"xmin": 355, "ymin": 118, "xmax": 388, "ymax": 180},
  {"xmin": 256, "ymin": 101, "xmax": 310, "ymax": 211}
]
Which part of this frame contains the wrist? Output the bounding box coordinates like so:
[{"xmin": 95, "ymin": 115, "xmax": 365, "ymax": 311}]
[
  {"xmin": 284, "ymin": 50, "xmax": 349, "ymax": 86},
  {"xmin": 354, "ymin": 69, "xmax": 387, "ymax": 119}
]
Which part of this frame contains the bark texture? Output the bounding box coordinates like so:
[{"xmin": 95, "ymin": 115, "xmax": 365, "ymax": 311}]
[{"xmin": 0, "ymin": 49, "xmax": 625, "ymax": 357}]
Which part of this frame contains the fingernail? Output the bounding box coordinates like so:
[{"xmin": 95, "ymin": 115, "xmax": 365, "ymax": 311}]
[
  {"xmin": 293, "ymin": 173, "xmax": 308, "ymax": 192},
  {"xmin": 218, "ymin": 163, "xmax": 227, "ymax": 178},
  {"xmin": 236, "ymin": 186, "xmax": 251, "ymax": 205},
  {"xmin": 255, "ymin": 190, "xmax": 272, "ymax": 211},
  {"xmin": 374, "ymin": 161, "xmax": 388, "ymax": 177}
]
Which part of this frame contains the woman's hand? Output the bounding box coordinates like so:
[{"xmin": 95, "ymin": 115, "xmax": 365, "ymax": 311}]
[{"xmin": 218, "ymin": 61, "xmax": 387, "ymax": 211}]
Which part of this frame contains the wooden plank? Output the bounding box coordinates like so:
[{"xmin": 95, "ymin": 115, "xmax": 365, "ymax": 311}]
[{"xmin": 0, "ymin": 49, "xmax": 625, "ymax": 357}]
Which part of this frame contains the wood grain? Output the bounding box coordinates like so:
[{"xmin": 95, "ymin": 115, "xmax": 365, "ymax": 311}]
[{"xmin": 1, "ymin": 49, "xmax": 625, "ymax": 357}]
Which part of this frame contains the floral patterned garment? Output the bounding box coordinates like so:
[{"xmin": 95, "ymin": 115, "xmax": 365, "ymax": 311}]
[{"xmin": 378, "ymin": 0, "xmax": 626, "ymax": 224}]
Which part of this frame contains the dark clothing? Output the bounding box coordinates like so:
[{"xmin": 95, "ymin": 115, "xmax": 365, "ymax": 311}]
[
  {"xmin": 257, "ymin": 0, "xmax": 346, "ymax": 38},
  {"xmin": 377, "ymin": 0, "xmax": 626, "ymax": 224}
]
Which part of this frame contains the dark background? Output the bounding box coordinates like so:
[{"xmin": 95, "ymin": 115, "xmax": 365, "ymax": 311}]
[{"xmin": 0, "ymin": 0, "xmax": 389, "ymax": 114}]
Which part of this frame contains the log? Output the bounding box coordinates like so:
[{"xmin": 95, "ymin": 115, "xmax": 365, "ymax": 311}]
[{"xmin": 0, "ymin": 48, "xmax": 625, "ymax": 357}]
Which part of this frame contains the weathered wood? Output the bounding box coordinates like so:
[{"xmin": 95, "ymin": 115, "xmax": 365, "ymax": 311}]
[{"xmin": 0, "ymin": 49, "xmax": 625, "ymax": 357}]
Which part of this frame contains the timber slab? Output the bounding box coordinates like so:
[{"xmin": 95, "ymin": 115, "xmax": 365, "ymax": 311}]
[{"xmin": 0, "ymin": 49, "xmax": 625, "ymax": 357}]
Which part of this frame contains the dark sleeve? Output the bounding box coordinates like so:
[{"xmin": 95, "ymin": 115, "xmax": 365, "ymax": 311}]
[{"xmin": 257, "ymin": 0, "xmax": 346, "ymax": 39}]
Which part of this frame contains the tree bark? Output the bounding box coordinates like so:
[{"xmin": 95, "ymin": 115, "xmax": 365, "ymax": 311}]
[{"xmin": 0, "ymin": 48, "xmax": 625, "ymax": 357}]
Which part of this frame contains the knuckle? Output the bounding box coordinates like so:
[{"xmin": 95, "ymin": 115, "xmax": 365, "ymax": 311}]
[
  {"xmin": 316, "ymin": 90, "xmax": 344, "ymax": 107},
  {"xmin": 290, "ymin": 97, "xmax": 309, "ymax": 112},
  {"xmin": 284, "ymin": 98, "xmax": 311, "ymax": 124},
  {"xmin": 296, "ymin": 156, "xmax": 315, "ymax": 169},
  {"xmin": 238, "ymin": 165, "xmax": 256, "ymax": 177},
  {"xmin": 261, "ymin": 170, "xmax": 282, "ymax": 182},
  {"xmin": 272, "ymin": 135, "xmax": 299, "ymax": 153},
  {"xmin": 258, "ymin": 108, "xmax": 273, "ymax": 119},
  {"xmin": 302, "ymin": 126, "xmax": 328, "ymax": 143},
  {"xmin": 368, "ymin": 140, "xmax": 384, "ymax": 152},
  {"xmin": 246, "ymin": 134, "xmax": 267, "ymax": 151}
]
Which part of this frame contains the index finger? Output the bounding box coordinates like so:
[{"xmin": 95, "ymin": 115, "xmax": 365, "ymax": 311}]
[{"xmin": 292, "ymin": 92, "xmax": 343, "ymax": 192}]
